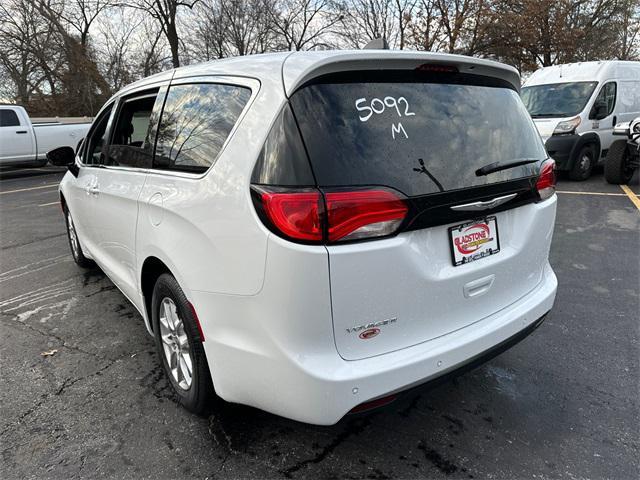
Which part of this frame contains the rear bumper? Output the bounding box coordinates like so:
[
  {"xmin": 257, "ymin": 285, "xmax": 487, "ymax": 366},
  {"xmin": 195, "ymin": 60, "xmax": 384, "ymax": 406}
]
[
  {"xmin": 545, "ymin": 134, "xmax": 579, "ymax": 170},
  {"xmin": 197, "ymin": 262, "xmax": 557, "ymax": 425}
]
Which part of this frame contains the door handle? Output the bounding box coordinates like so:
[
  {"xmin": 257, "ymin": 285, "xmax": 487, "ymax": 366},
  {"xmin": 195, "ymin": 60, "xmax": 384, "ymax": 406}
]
[
  {"xmin": 85, "ymin": 184, "xmax": 100, "ymax": 195},
  {"xmin": 612, "ymin": 116, "xmax": 617, "ymax": 127},
  {"xmin": 464, "ymin": 275, "xmax": 495, "ymax": 298},
  {"xmin": 16, "ymin": 130, "xmax": 27, "ymax": 134}
]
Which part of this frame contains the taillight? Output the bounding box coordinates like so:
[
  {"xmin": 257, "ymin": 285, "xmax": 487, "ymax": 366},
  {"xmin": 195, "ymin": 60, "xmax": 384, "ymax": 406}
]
[
  {"xmin": 252, "ymin": 186, "xmax": 408, "ymax": 244},
  {"xmin": 256, "ymin": 188, "xmax": 323, "ymax": 242},
  {"xmin": 536, "ymin": 159, "xmax": 556, "ymax": 201},
  {"xmin": 325, "ymin": 189, "xmax": 408, "ymax": 242}
]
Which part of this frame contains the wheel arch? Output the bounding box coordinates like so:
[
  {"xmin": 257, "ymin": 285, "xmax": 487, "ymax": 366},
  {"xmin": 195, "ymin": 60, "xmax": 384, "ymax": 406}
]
[
  {"xmin": 140, "ymin": 256, "xmax": 173, "ymax": 334},
  {"xmin": 569, "ymin": 132, "xmax": 601, "ymax": 169},
  {"xmin": 59, "ymin": 191, "xmax": 67, "ymax": 211}
]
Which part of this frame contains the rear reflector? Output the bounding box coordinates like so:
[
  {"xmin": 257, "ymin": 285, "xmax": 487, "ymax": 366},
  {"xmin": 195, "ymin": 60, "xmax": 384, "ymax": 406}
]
[
  {"xmin": 325, "ymin": 190, "xmax": 408, "ymax": 242},
  {"xmin": 252, "ymin": 186, "xmax": 408, "ymax": 244},
  {"xmin": 536, "ymin": 159, "xmax": 556, "ymax": 201},
  {"xmin": 188, "ymin": 302, "xmax": 205, "ymax": 342},
  {"xmin": 349, "ymin": 394, "xmax": 398, "ymax": 414}
]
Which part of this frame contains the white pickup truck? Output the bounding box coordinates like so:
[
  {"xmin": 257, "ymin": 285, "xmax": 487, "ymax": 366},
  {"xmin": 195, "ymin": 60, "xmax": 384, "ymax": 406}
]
[{"xmin": 0, "ymin": 105, "xmax": 91, "ymax": 167}]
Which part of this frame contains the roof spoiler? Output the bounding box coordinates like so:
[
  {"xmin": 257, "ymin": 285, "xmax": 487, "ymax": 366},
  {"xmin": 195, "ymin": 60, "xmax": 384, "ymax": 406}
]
[{"xmin": 282, "ymin": 52, "xmax": 522, "ymax": 96}]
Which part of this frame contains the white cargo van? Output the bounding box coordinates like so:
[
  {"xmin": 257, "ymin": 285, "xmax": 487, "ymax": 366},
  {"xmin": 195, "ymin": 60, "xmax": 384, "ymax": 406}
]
[{"xmin": 522, "ymin": 61, "xmax": 640, "ymax": 180}]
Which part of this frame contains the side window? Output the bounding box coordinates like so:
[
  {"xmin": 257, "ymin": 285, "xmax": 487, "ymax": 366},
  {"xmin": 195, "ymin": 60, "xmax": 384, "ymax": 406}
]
[
  {"xmin": 107, "ymin": 90, "xmax": 161, "ymax": 168},
  {"xmin": 83, "ymin": 105, "xmax": 113, "ymax": 165},
  {"xmin": 154, "ymin": 83, "xmax": 251, "ymax": 174},
  {"xmin": 591, "ymin": 82, "xmax": 616, "ymax": 118},
  {"xmin": 0, "ymin": 109, "xmax": 21, "ymax": 127}
]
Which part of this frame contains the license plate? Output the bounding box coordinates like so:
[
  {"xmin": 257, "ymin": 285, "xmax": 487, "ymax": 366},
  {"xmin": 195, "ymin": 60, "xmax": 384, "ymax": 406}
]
[{"xmin": 449, "ymin": 216, "xmax": 500, "ymax": 266}]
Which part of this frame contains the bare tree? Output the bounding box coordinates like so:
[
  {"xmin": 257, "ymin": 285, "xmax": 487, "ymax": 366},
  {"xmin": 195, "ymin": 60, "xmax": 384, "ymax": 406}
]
[
  {"xmin": 337, "ymin": 0, "xmax": 397, "ymax": 48},
  {"xmin": 268, "ymin": 0, "xmax": 342, "ymax": 51},
  {"xmin": 35, "ymin": 0, "xmax": 113, "ymax": 113},
  {"xmin": 130, "ymin": 0, "xmax": 200, "ymax": 67},
  {"xmin": 190, "ymin": 0, "xmax": 275, "ymax": 60},
  {"xmin": 139, "ymin": 19, "xmax": 170, "ymax": 75},
  {"xmin": 484, "ymin": 0, "xmax": 627, "ymax": 71},
  {"xmin": 395, "ymin": 0, "xmax": 417, "ymax": 49},
  {"xmin": 434, "ymin": 0, "xmax": 487, "ymax": 54},
  {"xmin": 618, "ymin": 0, "xmax": 640, "ymax": 59},
  {"xmin": 407, "ymin": 0, "xmax": 444, "ymax": 51},
  {"xmin": 97, "ymin": 7, "xmax": 140, "ymax": 91},
  {"xmin": 0, "ymin": 0, "xmax": 47, "ymax": 104}
]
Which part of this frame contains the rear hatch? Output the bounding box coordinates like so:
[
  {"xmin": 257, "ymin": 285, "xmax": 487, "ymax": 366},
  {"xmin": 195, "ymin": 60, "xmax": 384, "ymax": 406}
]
[{"xmin": 289, "ymin": 68, "xmax": 553, "ymax": 360}]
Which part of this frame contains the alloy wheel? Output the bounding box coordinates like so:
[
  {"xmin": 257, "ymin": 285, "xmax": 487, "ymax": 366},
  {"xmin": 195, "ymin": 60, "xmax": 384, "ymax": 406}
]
[
  {"xmin": 158, "ymin": 297, "xmax": 193, "ymax": 390},
  {"xmin": 67, "ymin": 212, "xmax": 79, "ymax": 260}
]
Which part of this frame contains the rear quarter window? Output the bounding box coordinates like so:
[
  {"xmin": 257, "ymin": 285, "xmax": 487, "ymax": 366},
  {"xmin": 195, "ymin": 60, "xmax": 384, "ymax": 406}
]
[{"xmin": 153, "ymin": 83, "xmax": 251, "ymax": 174}]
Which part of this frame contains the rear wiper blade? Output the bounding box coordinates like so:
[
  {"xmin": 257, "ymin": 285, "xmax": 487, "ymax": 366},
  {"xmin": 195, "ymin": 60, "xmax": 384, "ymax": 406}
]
[{"xmin": 475, "ymin": 158, "xmax": 539, "ymax": 177}]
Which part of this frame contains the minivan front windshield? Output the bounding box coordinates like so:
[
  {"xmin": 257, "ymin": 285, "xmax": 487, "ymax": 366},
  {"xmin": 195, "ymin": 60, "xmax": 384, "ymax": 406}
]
[
  {"xmin": 521, "ymin": 81, "xmax": 597, "ymax": 118},
  {"xmin": 290, "ymin": 71, "xmax": 547, "ymax": 197}
]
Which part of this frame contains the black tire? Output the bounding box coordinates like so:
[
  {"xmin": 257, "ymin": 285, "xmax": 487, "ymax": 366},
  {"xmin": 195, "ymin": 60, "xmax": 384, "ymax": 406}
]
[
  {"xmin": 604, "ymin": 140, "xmax": 633, "ymax": 185},
  {"xmin": 151, "ymin": 273, "xmax": 214, "ymax": 415},
  {"xmin": 64, "ymin": 208, "xmax": 93, "ymax": 268},
  {"xmin": 569, "ymin": 144, "xmax": 595, "ymax": 181}
]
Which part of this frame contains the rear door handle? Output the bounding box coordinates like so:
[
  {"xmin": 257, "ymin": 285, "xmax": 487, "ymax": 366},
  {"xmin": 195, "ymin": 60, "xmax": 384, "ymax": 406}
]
[
  {"xmin": 85, "ymin": 184, "xmax": 100, "ymax": 195},
  {"xmin": 16, "ymin": 130, "xmax": 27, "ymax": 134},
  {"xmin": 464, "ymin": 275, "xmax": 495, "ymax": 298}
]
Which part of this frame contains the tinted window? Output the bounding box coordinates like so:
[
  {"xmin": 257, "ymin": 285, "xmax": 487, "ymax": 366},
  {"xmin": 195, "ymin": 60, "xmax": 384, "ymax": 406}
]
[
  {"xmin": 521, "ymin": 82, "xmax": 597, "ymax": 118},
  {"xmin": 0, "ymin": 109, "xmax": 20, "ymax": 127},
  {"xmin": 251, "ymin": 103, "xmax": 315, "ymax": 186},
  {"xmin": 154, "ymin": 83, "xmax": 251, "ymax": 174},
  {"xmin": 107, "ymin": 91, "xmax": 159, "ymax": 168},
  {"xmin": 84, "ymin": 105, "xmax": 113, "ymax": 165},
  {"xmin": 591, "ymin": 82, "xmax": 616, "ymax": 118},
  {"xmin": 291, "ymin": 71, "xmax": 547, "ymax": 197}
]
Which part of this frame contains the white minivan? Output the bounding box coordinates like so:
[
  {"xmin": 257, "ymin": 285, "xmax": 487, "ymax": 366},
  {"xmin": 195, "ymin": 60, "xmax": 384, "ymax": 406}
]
[
  {"xmin": 48, "ymin": 51, "xmax": 558, "ymax": 425},
  {"xmin": 522, "ymin": 61, "xmax": 640, "ymax": 180}
]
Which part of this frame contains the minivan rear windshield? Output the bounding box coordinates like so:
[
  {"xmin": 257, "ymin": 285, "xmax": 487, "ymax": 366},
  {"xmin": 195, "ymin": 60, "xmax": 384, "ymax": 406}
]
[
  {"xmin": 521, "ymin": 81, "xmax": 597, "ymax": 118},
  {"xmin": 290, "ymin": 71, "xmax": 547, "ymax": 197}
]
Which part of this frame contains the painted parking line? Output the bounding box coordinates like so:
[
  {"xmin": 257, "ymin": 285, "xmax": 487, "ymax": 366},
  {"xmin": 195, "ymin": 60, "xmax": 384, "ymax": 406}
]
[
  {"xmin": 620, "ymin": 185, "xmax": 640, "ymax": 211},
  {"xmin": 0, "ymin": 183, "xmax": 58, "ymax": 195},
  {"xmin": 556, "ymin": 190, "xmax": 629, "ymax": 196},
  {"xmin": 38, "ymin": 201, "xmax": 60, "ymax": 207}
]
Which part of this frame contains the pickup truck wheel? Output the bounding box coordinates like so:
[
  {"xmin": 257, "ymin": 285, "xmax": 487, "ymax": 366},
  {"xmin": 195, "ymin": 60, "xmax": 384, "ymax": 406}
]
[
  {"xmin": 152, "ymin": 273, "xmax": 214, "ymax": 415},
  {"xmin": 569, "ymin": 145, "xmax": 595, "ymax": 181},
  {"xmin": 604, "ymin": 140, "xmax": 634, "ymax": 185},
  {"xmin": 64, "ymin": 209, "xmax": 93, "ymax": 268}
]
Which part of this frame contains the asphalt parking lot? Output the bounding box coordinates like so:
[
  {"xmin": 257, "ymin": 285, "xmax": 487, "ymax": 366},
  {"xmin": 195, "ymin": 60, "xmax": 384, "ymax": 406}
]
[{"xmin": 1, "ymin": 166, "xmax": 638, "ymax": 479}]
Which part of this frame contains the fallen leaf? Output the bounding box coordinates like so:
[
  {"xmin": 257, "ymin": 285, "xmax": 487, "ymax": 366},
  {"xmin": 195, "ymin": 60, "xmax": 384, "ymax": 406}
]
[{"xmin": 40, "ymin": 349, "xmax": 58, "ymax": 357}]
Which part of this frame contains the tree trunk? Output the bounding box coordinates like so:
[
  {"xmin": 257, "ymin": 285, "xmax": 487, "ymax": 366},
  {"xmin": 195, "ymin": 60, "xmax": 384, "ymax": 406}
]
[{"xmin": 167, "ymin": 21, "xmax": 180, "ymax": 67}]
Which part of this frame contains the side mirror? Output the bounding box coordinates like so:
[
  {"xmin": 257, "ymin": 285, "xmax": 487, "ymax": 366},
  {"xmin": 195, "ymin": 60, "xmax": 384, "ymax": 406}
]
[{"xmin": 47, "ymin": 146, "xmax": 76, "ymax": 166}]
